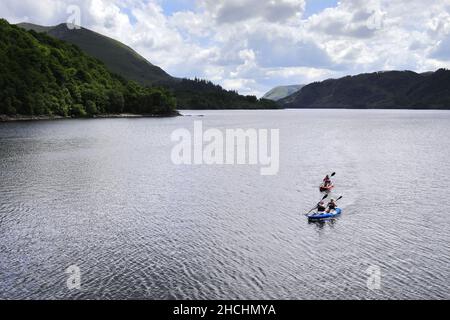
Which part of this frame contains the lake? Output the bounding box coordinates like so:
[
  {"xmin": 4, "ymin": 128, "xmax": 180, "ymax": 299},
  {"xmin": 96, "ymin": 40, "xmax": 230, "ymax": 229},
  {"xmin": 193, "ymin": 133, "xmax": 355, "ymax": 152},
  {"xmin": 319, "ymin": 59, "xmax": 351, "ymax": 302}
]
[{"xmin": 0, "ymin": 109, "xmax": 449, "ymax": 300}]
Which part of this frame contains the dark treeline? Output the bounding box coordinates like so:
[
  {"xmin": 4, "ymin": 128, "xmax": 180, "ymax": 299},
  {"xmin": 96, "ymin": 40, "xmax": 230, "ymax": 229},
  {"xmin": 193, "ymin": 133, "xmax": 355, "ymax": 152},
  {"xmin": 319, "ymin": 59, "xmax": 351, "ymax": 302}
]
[
  {"xmin": 0, "ymin": 19, "xmax": 177, "ymax": 117},
  {"xmin": 168, "ymin": 78, "xmax": 279, "ymax": 110}
]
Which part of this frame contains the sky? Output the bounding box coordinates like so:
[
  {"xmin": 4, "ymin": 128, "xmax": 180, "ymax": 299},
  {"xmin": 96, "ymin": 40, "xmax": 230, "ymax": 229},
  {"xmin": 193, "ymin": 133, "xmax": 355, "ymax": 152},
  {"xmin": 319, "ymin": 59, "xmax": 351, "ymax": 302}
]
[{"xmin": 1, "ymin": 0, "xmax": 450, "ymax": 97}]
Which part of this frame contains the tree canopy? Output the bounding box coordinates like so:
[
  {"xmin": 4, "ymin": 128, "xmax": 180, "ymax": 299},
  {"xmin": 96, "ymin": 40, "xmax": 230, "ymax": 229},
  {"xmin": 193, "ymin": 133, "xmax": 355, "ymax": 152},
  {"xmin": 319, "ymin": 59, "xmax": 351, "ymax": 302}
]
[{"xmin": 168, "ymin": 78, "xmax": 278, "ymax": 110}]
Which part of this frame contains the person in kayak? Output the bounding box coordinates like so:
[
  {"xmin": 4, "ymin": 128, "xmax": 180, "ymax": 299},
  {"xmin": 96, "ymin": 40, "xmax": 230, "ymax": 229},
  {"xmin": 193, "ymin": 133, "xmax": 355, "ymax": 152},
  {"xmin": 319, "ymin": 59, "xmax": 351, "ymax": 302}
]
[
  {"xmin": 326, "ymin": 199, "xmax": 337, "ymax": 213},
  {"xmin": 316, "ymin": 201, "xmax": 327, "ymax": 213},
  {"xmin": 323, "ymin": 175, "xmax": 332, "ymax": 187}
]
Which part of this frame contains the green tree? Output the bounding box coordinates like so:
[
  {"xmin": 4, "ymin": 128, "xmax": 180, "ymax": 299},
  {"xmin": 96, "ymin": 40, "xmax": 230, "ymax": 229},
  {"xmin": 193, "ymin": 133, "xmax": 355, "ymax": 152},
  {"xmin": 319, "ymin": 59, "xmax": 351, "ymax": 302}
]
[
  {"xmin": 107, "ymin": 90, "xmax": 124, "ymax": 113},
  {"xmin": 70, "ymin": 104, "xmax": 87, "ymax": 117},
  {"xmin": 85, "ymin": 100, "xmax": 98, "ymax": 115}
]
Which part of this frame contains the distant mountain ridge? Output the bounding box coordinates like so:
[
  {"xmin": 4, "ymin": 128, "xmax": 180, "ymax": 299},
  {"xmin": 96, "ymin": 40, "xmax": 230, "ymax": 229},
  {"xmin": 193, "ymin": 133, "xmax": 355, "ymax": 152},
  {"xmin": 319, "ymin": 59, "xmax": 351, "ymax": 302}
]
[
  {"xmin": 279, "ymin": 70, "xmax": 450, "ymax": 109},
  {"xmin": 263, "ymin": 85, "xmax": 304, "ymax": 101},
  {"xmin": 17, "ymin": 22, "xmax": 277, "ymax": 110}
]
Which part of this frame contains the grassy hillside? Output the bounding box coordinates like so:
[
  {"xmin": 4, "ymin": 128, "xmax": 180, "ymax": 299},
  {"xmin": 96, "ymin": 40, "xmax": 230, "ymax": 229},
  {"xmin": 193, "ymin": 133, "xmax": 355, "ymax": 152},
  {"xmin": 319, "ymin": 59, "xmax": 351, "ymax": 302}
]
[
  {"xmin": 0, "ymin": 19, "xmax": 176, "ymax": 117},
  {"xmin": 18, "ymin": 22, "xmax": 279, "ymax": 110},
  {"xmin": 263, "ymin": 85, "xmax": 304, "ymax": 101},
  {"xmin": 279, "ymin": 70, "xmax": 450, "ymax": 109},
  {"xmin": 19, "ymin": 22, "xmax": 173, "ymax": 86}
]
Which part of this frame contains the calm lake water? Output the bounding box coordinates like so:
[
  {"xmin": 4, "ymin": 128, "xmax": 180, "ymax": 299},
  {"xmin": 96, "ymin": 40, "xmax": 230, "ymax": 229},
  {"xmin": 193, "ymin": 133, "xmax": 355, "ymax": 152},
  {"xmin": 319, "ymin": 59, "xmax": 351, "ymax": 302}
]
[{"xmin": 0, "ymin": 109, "xmax": 449, "ymax": 300}]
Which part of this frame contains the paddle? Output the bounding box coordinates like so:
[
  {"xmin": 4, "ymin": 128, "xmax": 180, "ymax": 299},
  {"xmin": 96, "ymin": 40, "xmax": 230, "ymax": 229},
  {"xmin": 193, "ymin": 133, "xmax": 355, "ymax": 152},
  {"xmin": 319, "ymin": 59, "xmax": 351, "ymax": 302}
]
[
  {"xmin": 323, "ymin": 172, "xmax": 336, "ymax": 180},
  {"xmin": 305, "ymin": 194, "xmax": 329, "ymax": 216}
]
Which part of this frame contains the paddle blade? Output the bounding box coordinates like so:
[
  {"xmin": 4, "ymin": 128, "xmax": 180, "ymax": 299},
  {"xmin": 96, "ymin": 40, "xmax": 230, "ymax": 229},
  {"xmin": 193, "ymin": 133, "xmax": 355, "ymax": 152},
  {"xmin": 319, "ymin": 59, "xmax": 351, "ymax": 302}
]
[
  {"xmin": 322, "ymin": 194, "xmax": 329, "ymax": 201},
  {"xmin": 331, "ymin": 172, "xmax": 336, "ymax": 177},
  {"xmin": 336, "ymin": 196, "xmax": 343, "ymax": 201}
]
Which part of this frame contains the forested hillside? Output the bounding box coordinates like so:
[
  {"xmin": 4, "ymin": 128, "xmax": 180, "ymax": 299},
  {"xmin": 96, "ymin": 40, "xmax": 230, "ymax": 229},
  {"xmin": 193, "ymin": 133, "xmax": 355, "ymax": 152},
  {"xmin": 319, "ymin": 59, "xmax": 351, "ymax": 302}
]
[
  {"xmin": 171, "ymin": 78, "xmax": 277, "ymax": 109},
  {"xmin": 0, "ymin": 19, "xmax": 177, "ymax": 117},
  {"xmin": 279, "ymin": 70, "xmax": 450, "ymax": 109}
]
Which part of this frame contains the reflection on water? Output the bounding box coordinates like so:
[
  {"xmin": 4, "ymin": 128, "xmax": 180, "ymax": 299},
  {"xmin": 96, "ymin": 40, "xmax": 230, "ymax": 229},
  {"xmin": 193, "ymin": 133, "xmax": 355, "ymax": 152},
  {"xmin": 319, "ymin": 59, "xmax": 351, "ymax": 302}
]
[
  {"xmin": 0, "ymin": 110, "xmax": 449, "ymax": 300},
  {"xmin": 308, "ymin": 218, "xmax": 338, "ymax": 229}
]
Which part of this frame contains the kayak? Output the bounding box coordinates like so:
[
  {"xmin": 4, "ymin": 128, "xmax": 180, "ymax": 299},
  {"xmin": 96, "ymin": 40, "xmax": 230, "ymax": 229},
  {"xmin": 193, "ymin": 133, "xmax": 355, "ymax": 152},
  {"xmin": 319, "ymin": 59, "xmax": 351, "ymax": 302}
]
[
  {"xmin": 308, "ymin": 208, "xmax": 342, "ymax": 221},
  {"xmin": 320, "ymin": 184, "xmax": 334, "ymax": 192}
]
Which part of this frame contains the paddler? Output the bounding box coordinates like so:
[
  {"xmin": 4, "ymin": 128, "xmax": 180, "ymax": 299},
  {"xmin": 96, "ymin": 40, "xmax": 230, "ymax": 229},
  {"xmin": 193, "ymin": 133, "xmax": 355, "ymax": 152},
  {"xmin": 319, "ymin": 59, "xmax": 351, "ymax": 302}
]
[
  {"xmin": 326, "ymin": 198, "xmax": 337, "ymax": 213},
  {"xmin": 323, "ymin": 175, "xmax": 332, "ymax": 187},
  {"xmin": 317, "ymin": 201, "xmax": 327, "ymax": 213}
]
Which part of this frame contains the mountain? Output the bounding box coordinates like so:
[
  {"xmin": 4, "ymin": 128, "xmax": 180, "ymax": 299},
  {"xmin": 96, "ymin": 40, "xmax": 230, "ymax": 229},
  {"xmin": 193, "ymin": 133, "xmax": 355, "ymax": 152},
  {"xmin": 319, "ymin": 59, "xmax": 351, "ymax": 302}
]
[
  {"xmin": 0, "ymin": 19, "xmax": 177, "ymax": 117},
  {"xmin": 18, "ymin": 22, "xmax": 278, "ymax": 110},
  {"xmin": 18, "ymin": 22, "xmax": 173, "ymax": 86},
  {"xmin": 279, "ymin": 70, "xmax": 450, "ymax": 109},
  {"xmin": 263, "ymin": 85, "xmax": 304, "ymax": 101}
]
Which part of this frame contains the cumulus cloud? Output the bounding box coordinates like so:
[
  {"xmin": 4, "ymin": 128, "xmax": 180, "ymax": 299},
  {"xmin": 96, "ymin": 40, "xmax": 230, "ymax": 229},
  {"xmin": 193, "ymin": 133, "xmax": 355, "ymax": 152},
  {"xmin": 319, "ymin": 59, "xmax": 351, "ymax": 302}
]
[
  {"xmin": 431, "ymin": 38, "xmax": 450, "ymax": 61},
  {"xmin": 307, "ymin": 0, "xmax": 386, "ymax": 39},
  {"xmin": 0, "ymin": 0, "xmax": 68, "ymax": 24},
  {"xmin": 249, "ymin": 34, "xmax": 333, "ymax": 68},
  {"xmin": 1, "ymin": 0, "xmax": 450, "ymax": 96},
  {"xmin": 199, "ymin": 0, "xmax": 306, "ymax": 24}
]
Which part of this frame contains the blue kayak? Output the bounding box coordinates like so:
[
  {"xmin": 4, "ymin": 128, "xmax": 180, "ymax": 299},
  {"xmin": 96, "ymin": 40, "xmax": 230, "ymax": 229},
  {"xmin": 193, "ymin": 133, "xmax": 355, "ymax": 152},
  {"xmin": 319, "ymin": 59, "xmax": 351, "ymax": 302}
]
[{"xmin": 308, "ymin": 208, "xmax": 342, "ymax": 221}]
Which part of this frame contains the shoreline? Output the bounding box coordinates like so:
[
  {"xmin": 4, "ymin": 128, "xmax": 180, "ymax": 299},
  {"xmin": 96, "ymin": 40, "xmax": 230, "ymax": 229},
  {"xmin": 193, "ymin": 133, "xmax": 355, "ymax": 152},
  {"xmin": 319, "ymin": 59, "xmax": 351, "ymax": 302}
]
[
  {"xmin": 0, "ymin": 112, "xmax": 181, "ymax": 122},
  {"xmin": 2, "ymin": 108, "xmax": 448, "ymax": 122}
]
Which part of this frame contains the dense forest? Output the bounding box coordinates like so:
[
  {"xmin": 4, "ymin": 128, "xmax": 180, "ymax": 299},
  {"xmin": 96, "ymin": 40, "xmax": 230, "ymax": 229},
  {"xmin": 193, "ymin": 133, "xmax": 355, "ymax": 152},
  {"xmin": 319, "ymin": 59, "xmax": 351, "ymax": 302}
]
[
  {"xmin": 279, "ymin": 70, "xmax": 450, "ymax": 109},
  {"xmin": 18, "ymin": 22, "xmax": 279, "ymax": 111},
  {"xmin": 0, "ymin": 19, "xmax": 177, "ymax": 117},
  {"xmin": 170, "ymin": 78, "xmax": 278, "ymax": 109}
]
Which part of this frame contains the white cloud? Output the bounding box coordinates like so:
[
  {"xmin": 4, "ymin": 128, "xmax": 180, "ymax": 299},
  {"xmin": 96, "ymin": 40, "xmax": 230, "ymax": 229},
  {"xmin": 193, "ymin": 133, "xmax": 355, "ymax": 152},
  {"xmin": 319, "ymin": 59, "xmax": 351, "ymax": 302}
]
[
  {"xmin": 199, "ymin": 0, "xmax": 306, "ymax": 24},
  {"xmin": 2, "ymin": 0, "xmax": 450, "ymax": 96},
  {"xmin": 0, "ymin": 0, "xmax": 67, "ymax": 24}
]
